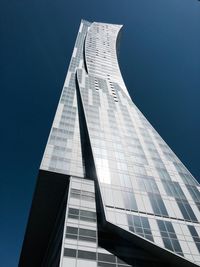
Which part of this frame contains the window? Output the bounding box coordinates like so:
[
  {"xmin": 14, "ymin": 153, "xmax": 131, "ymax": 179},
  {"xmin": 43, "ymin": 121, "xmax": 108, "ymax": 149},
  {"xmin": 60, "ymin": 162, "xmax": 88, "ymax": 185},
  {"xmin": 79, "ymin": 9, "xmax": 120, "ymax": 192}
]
[
  {"xmin": 64, "ymin": 248, "xmax": 76, "ymax": 257},
  {"xmin": 177, "ymin": 201, "xmax": 197, "ymax": 222},
  {"xmin": 80, "ymin": 209, "xmax": 96, "ymax": 222},
  {"xmin": 70, "ymin": 188, "xmax": 95, "ymax": 202},
  {"xmin": 128, "ymin": 215, "xmax": 153, "ymax": 241},
  {"xmin": 156, "ymin": 168, "xmax": 171, "ymax": 181},
  {"xmin": 148, "ymin": 194, "xmax": 168, "ymax": 217},
  {"xmin": 98, "ymin": 253, "xmax": 116, "ymax": 263},
  {"xmin": 66, "ymin": 226, "xmax": 96, "ymax": 242},
  {"xmin": 186, "ymin": 185, "xmax": 200, "ymax": 203},
  {"xmin": 162, "ymin": 181, "xmax": 186, "ymax": 200},
  {"xmin": 122, "ymin": 191, "xmax": 137, "ymax": 211},
  {"xmin": 157, "ymin": 219, "xmax": 183, "ymax": 254},
  {"xmin": 78, "ymin": 250, "xmax": 96, "ymax": 260},
  {"xmin": 68, "ymin": 208, "xmax": 96, "ymax": 222},
  {"xmin": 68, "ymin": 208, "xmax": 79, "ymax": 219},
  {"xmin": 66, "ymin": 226, "xmax": 78, "ymax": 235}
]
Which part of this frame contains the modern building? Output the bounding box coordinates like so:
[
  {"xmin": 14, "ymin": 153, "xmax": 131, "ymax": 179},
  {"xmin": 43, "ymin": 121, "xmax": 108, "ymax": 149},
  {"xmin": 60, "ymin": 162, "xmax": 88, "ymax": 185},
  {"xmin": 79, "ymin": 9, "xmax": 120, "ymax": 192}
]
[{"xmin": 19, "ymin": 20, "xmax": 200, "ymax": 267}]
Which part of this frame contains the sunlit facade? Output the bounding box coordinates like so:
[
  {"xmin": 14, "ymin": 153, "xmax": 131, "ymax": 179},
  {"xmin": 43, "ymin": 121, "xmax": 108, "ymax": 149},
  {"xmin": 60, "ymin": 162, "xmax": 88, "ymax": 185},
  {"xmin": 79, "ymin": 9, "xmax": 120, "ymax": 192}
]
[{"xmin": 19, "ymin": 20, "xmax": 200, "ymax": 267}]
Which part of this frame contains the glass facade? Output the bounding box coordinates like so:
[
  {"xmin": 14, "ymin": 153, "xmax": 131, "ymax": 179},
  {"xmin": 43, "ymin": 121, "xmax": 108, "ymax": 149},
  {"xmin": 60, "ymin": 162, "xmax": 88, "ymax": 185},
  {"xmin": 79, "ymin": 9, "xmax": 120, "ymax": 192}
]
[
  {"xmin": 20, "ymin": 20, "xmax": 200, "ymax": 267},
  {"xmin": 61, "ymin": 177, "xmax": 131, "ymax": 267}
]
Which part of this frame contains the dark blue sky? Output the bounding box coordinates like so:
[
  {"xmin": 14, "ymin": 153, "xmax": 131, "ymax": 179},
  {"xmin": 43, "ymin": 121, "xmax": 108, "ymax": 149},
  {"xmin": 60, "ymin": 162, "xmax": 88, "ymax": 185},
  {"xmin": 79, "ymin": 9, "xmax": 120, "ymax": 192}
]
[{"xmin": 0, "ymin": 0, "xmax": 200, "ymax": 266}]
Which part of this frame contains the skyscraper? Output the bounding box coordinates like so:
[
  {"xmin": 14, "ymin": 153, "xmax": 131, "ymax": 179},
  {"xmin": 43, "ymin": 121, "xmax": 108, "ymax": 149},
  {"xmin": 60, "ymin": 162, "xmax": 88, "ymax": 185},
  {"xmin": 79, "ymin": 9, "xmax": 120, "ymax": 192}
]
[{"xmin": 19, "ymin": 20, "xmax": 200, "ymax": 267}]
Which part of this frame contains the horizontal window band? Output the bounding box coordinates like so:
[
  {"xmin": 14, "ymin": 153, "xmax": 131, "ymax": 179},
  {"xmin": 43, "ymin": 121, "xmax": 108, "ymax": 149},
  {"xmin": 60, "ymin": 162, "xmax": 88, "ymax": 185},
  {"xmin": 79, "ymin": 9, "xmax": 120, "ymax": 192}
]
[{"xmin": 105, "ymin": 205, "xmax": 200, "ymax": 224}]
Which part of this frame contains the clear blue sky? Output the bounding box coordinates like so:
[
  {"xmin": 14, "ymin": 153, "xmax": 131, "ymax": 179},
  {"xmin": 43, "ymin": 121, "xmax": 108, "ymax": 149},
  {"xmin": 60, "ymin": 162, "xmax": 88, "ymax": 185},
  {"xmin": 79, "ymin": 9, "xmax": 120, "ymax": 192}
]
[{"xmin": 0, "ymin": 0, "xmax": 200, "ymax": 266}]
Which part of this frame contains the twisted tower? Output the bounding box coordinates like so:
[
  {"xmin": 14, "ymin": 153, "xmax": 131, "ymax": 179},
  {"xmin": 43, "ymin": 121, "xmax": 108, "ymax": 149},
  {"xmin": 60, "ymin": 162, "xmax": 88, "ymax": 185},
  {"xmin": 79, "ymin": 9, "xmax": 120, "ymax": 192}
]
[{"xmin": 19, "ymin": 20, "xmax": 200, "ymax": 267}]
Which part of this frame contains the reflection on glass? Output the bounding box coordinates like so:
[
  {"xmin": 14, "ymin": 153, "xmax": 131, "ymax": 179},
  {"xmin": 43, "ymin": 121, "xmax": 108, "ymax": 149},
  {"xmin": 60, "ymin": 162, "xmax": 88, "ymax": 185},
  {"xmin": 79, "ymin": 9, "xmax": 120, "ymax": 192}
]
[{"xmin": 96, "ymin": 158, "xmax": 111, "ymax": 184}]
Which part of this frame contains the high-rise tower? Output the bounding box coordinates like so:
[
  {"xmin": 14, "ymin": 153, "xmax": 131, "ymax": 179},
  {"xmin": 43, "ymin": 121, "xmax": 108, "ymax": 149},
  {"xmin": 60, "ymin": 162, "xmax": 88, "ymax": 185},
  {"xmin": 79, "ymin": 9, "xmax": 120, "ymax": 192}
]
[{"xmin": 19, "ymin": 20, "xmax": 200, "ymax": 267}]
